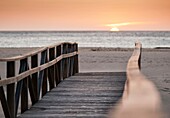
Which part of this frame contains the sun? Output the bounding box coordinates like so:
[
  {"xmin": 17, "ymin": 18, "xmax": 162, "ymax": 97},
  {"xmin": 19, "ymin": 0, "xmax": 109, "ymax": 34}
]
[{"xmin": 110, "ymin": 27, "xmax": 119, "ymax": 31}]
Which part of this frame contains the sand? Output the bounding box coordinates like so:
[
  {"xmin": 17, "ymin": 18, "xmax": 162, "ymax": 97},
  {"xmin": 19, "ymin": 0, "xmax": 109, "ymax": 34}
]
[{"xmin": 0, "ymin": 47, "xmax": 170, "ymax": 117}]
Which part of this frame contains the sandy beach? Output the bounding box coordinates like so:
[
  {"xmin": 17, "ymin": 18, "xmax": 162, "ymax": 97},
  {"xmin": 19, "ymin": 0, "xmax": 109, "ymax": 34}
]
[{"xmin": 0, "ymin": 47, "xmax": 170, "ymax": 117}]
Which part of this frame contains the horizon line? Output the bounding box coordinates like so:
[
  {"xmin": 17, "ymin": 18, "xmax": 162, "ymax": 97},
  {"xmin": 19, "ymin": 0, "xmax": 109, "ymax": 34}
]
[{"xmin": 0, "ymin": 30, "xmax": 170, "ymax": 32}]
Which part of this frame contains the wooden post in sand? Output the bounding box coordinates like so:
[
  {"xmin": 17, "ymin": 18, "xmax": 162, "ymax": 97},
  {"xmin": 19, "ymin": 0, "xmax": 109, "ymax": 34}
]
[
  {"xmin": 31, "ymin": 54, "xmax": 38, "ymax": 103},
  {"xmin": 74, "ymin": 43, "xmax": 79, "ymax": 74},
  {"xmin": 41, "ymin": 49, "xmax": 48, "ymax": 97},
  {"xmin": 56, "ymin": 45, "xmax": 61, "ymax": 84},
  {"xmin": 20, "ymin": 58, "xmax": 29, "ymax": 113},
  {"xmin": 7, "ymin": 61, "xmax": 15, "ymax": 117},
  {"xmin": 48, "ymin": 47, "xmax": 56, "ymax": 89},
  {"xmin": 63, "ymin": 43, "xmax": 68, "ymax": 79}
]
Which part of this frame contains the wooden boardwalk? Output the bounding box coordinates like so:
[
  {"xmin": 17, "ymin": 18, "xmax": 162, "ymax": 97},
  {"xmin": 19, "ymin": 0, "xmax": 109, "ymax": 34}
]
[
  {"xmin": 0, "ymin": 42, "xmax": 163, "ymax": 118},
  {"xmin": 19, "ymin": 72, "xmax": 126, "ymax": 118}
]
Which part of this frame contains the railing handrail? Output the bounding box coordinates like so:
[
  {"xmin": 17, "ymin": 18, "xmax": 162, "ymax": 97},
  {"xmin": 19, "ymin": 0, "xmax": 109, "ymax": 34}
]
[
  {"xmin": 0, "ymin": 42, "xmax": 77, "ymax": 61},
  {"xmin": 0, "ymin": 42, "xmax": 79, "ymax": 118},
  {"xmin": 112, "ymin": 42, "xmax": 163, "ymax": 118},
  {"xmin": 0, "ymin": 52, "xmax": 77, "ymax": 86}
]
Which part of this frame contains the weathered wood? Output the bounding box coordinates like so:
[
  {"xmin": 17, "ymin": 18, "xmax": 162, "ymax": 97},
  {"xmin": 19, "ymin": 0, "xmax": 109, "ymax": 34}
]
[
  {"xmin": 42, "ymin": 50, "xmax": 48, "ymax": 97},
  {"xmin": 19, "ymin": 72, "xmax": 126, "ymax": 118},
  {"xmin": 39, "ymin": 50, "xmax": 48, "ymax": 98},
  {"xmin": 28, "ymin": 75, "xmax": 37, "ymax": 105},
  {"xmin": 0, "ymin": 42, "xmax": 77, "ymax": 62},
  {"xmin": 20, "ymin": 58, "xmax": 29, "ymax": 113},
  {"xmin": 67, "ymin": 44, "xmax": 71, "ymax": 77},
  {"xmin": 0, "ymin": 52, "xmax": 78, "ymax": 86},
  {"xmin": 56, "ymin": 45, "xmax": 62, "ymax": 84},
  {"xmin": 74, "ymin": 43, "xmax": 79, "ymax": 74},
  {"xmin": 21, "ymin": 77, "xmax": 28, "ymax": 113},
  {"xmin": 31, "ymin": 54, "xmax": 38, "ymax": 102},
  {"xmin": 7, "ymin": 61, "xmax": 15, "ymax": 117},
  {"xmin": 0, "ymin": 77, "xmax": 11, "ymax": 118},
  {"xmin": 0, "ymin": 42, "xmax": 79, "ymax": 118},
  {"xmin": 15, "ymin": 58, "xmax": 28, "ymax": 115},
  {"xmin": 42, "ymin": 69, "xmax": 48, "ymax": 97},
  {"xmin": 70, "ymin": 45, "xmax": 74, "ymax": 76},
  {"xmin": 112, "ymin": 42, "xmax": 163, "ymax": 118},
  {"xmin": 48, "ymin": 47, "xmax": 55, "ymax": 89},
  {"xmin": 63, "ymin": 43, "xmax": 68, "ymax": 79}
]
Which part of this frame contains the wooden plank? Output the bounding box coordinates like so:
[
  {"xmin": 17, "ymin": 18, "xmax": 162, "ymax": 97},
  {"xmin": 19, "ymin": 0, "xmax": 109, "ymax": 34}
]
[
  {"xmin": 20, "ymin": 58, "xmax": 29, "ymax": 113},
  {"xmin": 70, "ymin": 45, "xmax": 74, "ymax": 76},
  {"xmin": 73, "ymin": 43, "xmax": 79, "ymax": 74},
  {"xmin": 15, "ymin": 58, "xmax": 26, "ymax": 115},
  {"xmin": 63, "ymin": 43, "xmax": 68, "ymax": 79},
  {"xmin": 21, "ymin": 77, "xmax": 28, "ymax": 113},
  {"xmin": 42, "ymin": 51, "xmax": 48, "ymax": 97},
  {"xmin": 75, "ymin": 72, "xmax": 126, "ymax": 76},
  {"xmin": 67, "ymin": 44, "xmax": 72, "ymax": 77},
  {"xmin": 39, "ymin": 50, "xmax": 47, "ymax": 98},
  {"xmin": 20, "ymin": 72, "xmax": 126, "ymax": 118},
  {"xmin": 7, "ymin": 61, "xmax": 15, "ymax": 117},
  {"xmin": 15, "ymin": 58, "xmax": 33, "ymax": 115},
  {"xmin": 48, "ymin": 47, "xmax": 55, "ymax": 89},
  {"xmin": 28, "ymin": 75, "xmax": 37, "ymax": 105},
  {"xmin": 42, "ymin": 69, "xmax": 48, "ymax": 97},
  {"xmin": 56, "ymin": 45, "xmax": 61, "ymax": 85},
  {"xmin": 31, "ymin": 54, "xmax": 38, "ymax": 102}
]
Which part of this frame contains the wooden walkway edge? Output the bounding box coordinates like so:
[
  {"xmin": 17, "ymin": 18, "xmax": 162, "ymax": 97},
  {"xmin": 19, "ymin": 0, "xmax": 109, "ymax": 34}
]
[
  {"xmin": 112, "ymin": 42, "xmax": 164, "ymax": 118},
  {"xmin": 19, "ymin": 72, "xmax": 126, "ymax": 118}
]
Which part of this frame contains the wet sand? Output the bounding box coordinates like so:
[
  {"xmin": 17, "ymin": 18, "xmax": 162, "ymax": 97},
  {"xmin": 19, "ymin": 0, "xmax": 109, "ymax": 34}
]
[{"xmin": 0, "ymin": 47, "xmax": 170, "ymax": 117}]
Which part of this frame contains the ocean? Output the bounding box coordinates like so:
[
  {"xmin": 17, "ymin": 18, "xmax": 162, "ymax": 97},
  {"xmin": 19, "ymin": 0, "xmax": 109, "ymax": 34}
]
[{"xmin": 0, "ymin": 31, "xmax": 170, "ymax": 48}]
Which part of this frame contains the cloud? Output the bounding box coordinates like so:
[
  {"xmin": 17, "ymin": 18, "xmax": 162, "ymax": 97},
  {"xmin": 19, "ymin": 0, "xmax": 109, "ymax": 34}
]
[{"xmin": 105, "ymin": 22, "xmax": 144, "ymax": 27}]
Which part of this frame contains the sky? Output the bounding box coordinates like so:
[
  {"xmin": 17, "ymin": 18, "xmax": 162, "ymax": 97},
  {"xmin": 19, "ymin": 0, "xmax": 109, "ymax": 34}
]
[{"xmin": 0, "ymin": 0, "xmax": 170, "ymax": 31}]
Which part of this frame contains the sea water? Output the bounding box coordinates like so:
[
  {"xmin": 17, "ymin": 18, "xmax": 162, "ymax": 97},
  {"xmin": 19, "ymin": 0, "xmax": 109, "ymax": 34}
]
[{"xmin": 0, "ymin": 31, "xmax": 170, "ymax": 48}]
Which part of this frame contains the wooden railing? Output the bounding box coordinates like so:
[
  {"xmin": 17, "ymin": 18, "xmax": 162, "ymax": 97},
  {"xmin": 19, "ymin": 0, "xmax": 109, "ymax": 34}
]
[
  {"xmin": 111, "ymin": 42, "xmax": 164, "ymax": 118},
  {"xmin": 0, "ymin": 42, "xmax": 79, "ymax": 118}
]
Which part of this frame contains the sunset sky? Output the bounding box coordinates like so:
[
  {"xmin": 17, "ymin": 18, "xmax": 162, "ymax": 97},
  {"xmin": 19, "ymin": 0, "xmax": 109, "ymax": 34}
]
[{"xmin": 0, "ymin": 0, "xmax": 170, "ymax": 31}]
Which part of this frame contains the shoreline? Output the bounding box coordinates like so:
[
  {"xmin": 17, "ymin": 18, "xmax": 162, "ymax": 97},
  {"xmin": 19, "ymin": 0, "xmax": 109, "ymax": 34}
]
[{"xmin": 0, "ymin": 47, "xmax": 170, "ymax": 58}]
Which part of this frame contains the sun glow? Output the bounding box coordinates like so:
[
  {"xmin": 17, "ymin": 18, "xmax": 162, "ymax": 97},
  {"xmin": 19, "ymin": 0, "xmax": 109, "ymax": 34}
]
[
  {"xmin": 106, "ymin": 22, "xmax": 143, "ymax": 31},
  {"xmin": 110, "ymin": 27, "xmax": 119, "ymax": 31},
  {"xmin": 106, "ymin": 22, "xmax": 143, "ymax": 27}
]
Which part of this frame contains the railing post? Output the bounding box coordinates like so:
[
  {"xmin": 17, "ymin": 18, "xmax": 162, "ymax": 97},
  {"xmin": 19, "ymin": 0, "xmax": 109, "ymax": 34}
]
[
  {"xmin": 7, "ymin": 61, "xmax": 15, "ymax": 117},
  {"xmin": 48, "ymin": 47, "xmax": 56, "ymax": 89},
  {"xmin": 67, "ymin": 44, "xmax": 71, "ymax": 77},
  {"xmin": 139, "ymin": 45, "xmax": 142, "ymax": 70},
  {"xmin": 63, "ymin": 43, "xmax": 68, "ymax": 79},
  {"xmin": 41, "ymin": 50, "xmax": 48, "ymax": 97},
  {"xmin": 74, "ymin": 43, "xmax": 79, "ymax": 74},
  {"xmin": 56, "ymin": 45, "xmax": 62, "ymax": 84},
  {"xmin": 60, "ymin": 44, "xmax": 64, "ymax": 80},
  {"xmin": 15, "ymin": 58, "xmax": 29, "ymax": 115},
  {"xmin": 70, "ymin": 44, "xmax": 74, "ymax": 76},
  {"xmin": 21, "ymin": 58, "xmax": 28, "ymax": 113},
  {"xmin": 31, "ymin": 54, "xmax": 38, "ymax": 103}
]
